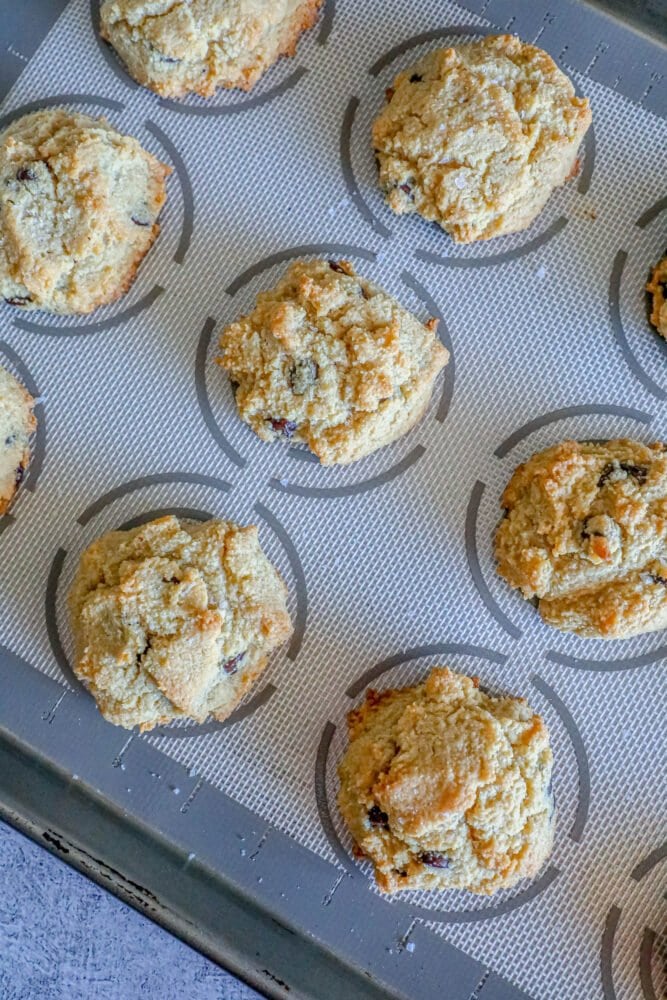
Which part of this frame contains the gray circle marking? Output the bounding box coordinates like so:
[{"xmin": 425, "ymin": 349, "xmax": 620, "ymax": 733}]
[
  {"xmin": 368, "ymin": 25, "xmax": 495, "ymax": 76},
  {"xmin": 315, "ymin": 722, "xmax": 355, "ymax": 873},
  {"xmin": 287, "ymin": 445, "xmax": 320, "ymax": 464},
  {"xmin": 116, "ymin": 506, "xmax": 213, "ymax": 531},
  {"xmin": 346, "ymin": 643, "xmax": 508, "ymax": 699},
  {"xmin": 340, "ymin": 96, "xmax": 392, "ymax": 239},
  {"xmin": 465, "ymin": 480, "xmax": 522, "ymax": 641},
  {"xmin": 77, "ymin": 472, "xmax": 233, "ymax": 526},
  {"xmin": 415, "ymin": 216, "xmax": 568, "ymax": 271},
  {"xmin": 144, "ymin": 120, "xmax": 194, "ymax": 265},
  {"xmin": 601, "ymin": 905, "xmax": 621, "ymax": 1000},
  {"xmin": 225, "ymin": 243, "xmax": 377, "ymax": 296},
  {"xmin": 636, "ymin": 195, "xmax": 667, "ymax": 230},
  {"xmin": 317, "ymin": 0, "xmax": 336, "ymax": 45},
  {"xmin": 149, "ymin": 684, "xmax": 277, "ymax": 740},
  {"xmin": 578, "ymin": 124, "xmax": 596, "ymax": 195},
  {"xmin": 159, "ymin": 67, "xmax": 308, "ymax": 117},
  {"xmin": 13, "ymin": 285, "xmax": 165, "ymax": 337},
  {"xmin": 195, "ymin": 317, "xmax": 247, "ymax": 470},
  {"xmin": 45, "ymin": 546, "xmax": 86, "ymax": 694},
  {"xmin": 640, "ymin": 927, "xmax": 659, "ymax": 1000},
  {"xmin": 494, "ymin": 404, "xmax": 654, "ymax": 458},
  {"xmin": 531, "ymin": 674, "xmax": 590, "ymax": 843},
  {"xmin": 609, "ymin": 249, "xmax": 667, "ymax": 401},
  {"xmin": 631, "ymin": 843, "xmax": 667, "ymax": 882},
  {"xmin": 89, "ymin": 0, "xmax": 141, "ymax": 92},
  {"xmin": 401, "ymin": 269, "xmax": 455, "ymax": 422},
  {"xmin": 254, "ymin": 502, "xmax": 308, "ymax": 661},
  {"xmin": 270, "ymin": 444, "xmax": 426, "ymax": 499},
  {"xmin": 545, "ymin": 646, "xmax": 667, "ymax": 672},
  {"xmin": 0, "ymin": 340, "xmax": 46, "ymax": 493},
  {"xmin": 0, "ymin": 514, "xmax": 14, "ymax": 538},
  {"xmin": 0, "ymin": 94, "xmax": 125, "ymax": 132}
]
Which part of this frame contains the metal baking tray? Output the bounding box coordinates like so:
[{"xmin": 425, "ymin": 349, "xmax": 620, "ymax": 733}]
[{"xmin": 1, "ymin": 1, "xmax": 665, "ymax": 997}]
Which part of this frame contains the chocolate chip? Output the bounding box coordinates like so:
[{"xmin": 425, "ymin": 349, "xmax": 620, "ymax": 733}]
[
  {"xmin": 230, "ymin": 379, "xmax": 240, "ymax": 396},
  {"xmin": 385, "ymin": 87, "xmax": 395, "ymax": 101},
  {"xmin": 131, "ymin": 215, "xmax": 151, "ymax": 227},
  {"xmin": 4, "ymin": 434, "xmax": 15, "ymax": 447},
  {"xmin": 367, "ymin": 805, "xmax": 389, "ymax": 828},
  {"xmin": 419, "ymin": 852, "xmax": 451, "ymax": 869},
  {"xmin": 289, "ymin": 358, "xmax": 317, "ymax": 395},
  {"xmin": 360, "ymin": 286, "xmax": 370, "ymax": 300},
  {"xmin": 4, "ymin": 295, "xmax": 32, "ymax": 307},
  {"xmin": 14, "ymin": 466, "xmax": 24, "ymax": 488},
  {"xmin": 409, "ymin": 73, "xmax": 423, "ymax": 82},
  {"xmin": 328, "ymin": 260, "xmax": 346, "ymax": 274},
  {"xmin": 223, "ymin": 652, "xmax": 245, "ymax": 675},
  {"xmin": 597, "ymin": 461, "xmax": 648, "ymax": 488},
  {"xmin": 269, "ymin": 418, "xmax": 297, "ymax": 438},
  {"xmin": 650, "ymin": 573, "xmax": 667, "ymax": 586},
  {"xmin": 16, "ymin": 167, "xmax": 36, "ymax": 182}
]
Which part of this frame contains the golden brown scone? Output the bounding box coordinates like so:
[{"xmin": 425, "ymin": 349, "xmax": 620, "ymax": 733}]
[
  {"xmin": 0, "ymin": 109, "xmax": 170, "ymax": 315},
  {"xmin": 100, "ymin": 0, "xmax": 323, "ymax": 98},
  {"xmin": 0, "ymin": 364, "xmax": 36, "ymax": 515},
  {"xmin": 647, "ymin": 256, "xmax": 667, "ymax": 339},
  {"xmin": 68, "ymin": 515, "xmax": 292, "ymax": 731},
  {"xmin": 337, "ymin": 667, "xmax": 555, "ymax": 895},
  {"xmin": 372, "ymin": 35, "xmax": 592, "ymax": 242},
  {"xmin": 217, "ymin": 259, "xmax": 449, "ymax": 465},
  {"xmin": 496, "ymin": 439, "xmax": 667, "ymax": 638}
]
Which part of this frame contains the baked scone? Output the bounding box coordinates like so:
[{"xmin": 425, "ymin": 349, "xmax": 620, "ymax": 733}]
[
  {"xmin": 68, "ymin": 515, "xmax": 292, "ymax": 731},
  {"xmin": 496, "ymin": 439, "xmax": 667, "ymax": 639},
  {"xmin": 338, "ymin": 667, "xmax": 554, "ymax": 895},
  {"xmin": 0, "ymin": 364, "xmax": 36, "ymax": 515},
  {"xmin": 217, "ymin": 259, "xmax": 449, "ymax": 465},
  {"xmin": 100, "ymin": 0, "xmax": 323, "ymax": 98},
  {"xmin": 0, "ymin": 109, "xmax": 170, "ymax": 315},
  {"xmin": 372, "ymin": 35, "xmax": 592, "ymax": 243},
  {"xmin": 647, "ymin": 255, "xmax": 667, "ymax": 339}
]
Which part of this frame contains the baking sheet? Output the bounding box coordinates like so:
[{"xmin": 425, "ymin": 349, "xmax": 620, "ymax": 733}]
[{"xmin": 0, "ymin": 0, "xmax": 666, "ymax": 997}]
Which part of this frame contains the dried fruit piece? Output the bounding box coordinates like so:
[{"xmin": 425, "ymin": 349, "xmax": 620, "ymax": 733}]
[
  {"xmin": 289, "ymin": 359, "xmax": 317, "ymax": 395},
  {"xmin": 270, "ymin": 418, "xmax": 297, "ymax": 438},
  {"xmin": 367, "ymin": 805, "xmax": 389, "ymax": 828},
  {"xmin": 419, "ymin": 852, "xmax": 451, "ymax": 869},
  {"xmin": 223, "ymin": 652, "xmax": 245, "ymax": 675}
]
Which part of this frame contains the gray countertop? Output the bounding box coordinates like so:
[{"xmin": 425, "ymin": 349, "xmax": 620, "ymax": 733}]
[{"xmin": 0, "ymin": 819, "xmax": 262, "ymax": 1000}]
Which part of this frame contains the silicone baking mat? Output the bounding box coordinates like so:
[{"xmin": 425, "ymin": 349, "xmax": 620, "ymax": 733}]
[{"xmin": 0, "ymin": 1, "xmax": 666, "ymax": 997}]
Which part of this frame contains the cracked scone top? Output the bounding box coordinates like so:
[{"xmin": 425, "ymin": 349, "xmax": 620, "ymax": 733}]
[
  {"xmin": 0, "ymin": 364, "xmax": 36, "ymax": 515},
  {"xmin": 337, "ymin": 668, "xmax": 554, "ymax": 895},
  {"xmin": 496, "ymin": 439, "xmax": 667, "ymax": 639},
  {"xmin": 0, "ymin": 109, "xmax": 170, "ymax": 315},
  {"xmin": 647, "ymin": 256, "xmax": 667, "ymax": 339},
  {"xmin": 100, "ymin": 0, "xmax": 323, "ymax": 98},
  {"xmin": 217, "ymin": 259, "xmax": 449, "ymax": 465},
  {"xmin": 372, "ymin": 35, "xmax": 592, "ymax": 243},
  {"xmin": 68, "ymin": 515, "xmax": 292, "ymax": 731}
]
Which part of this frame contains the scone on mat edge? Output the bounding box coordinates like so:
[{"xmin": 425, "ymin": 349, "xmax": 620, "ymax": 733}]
[
  {"xmin": 372, "ymin": 34, "xmax": 592, "ymax": 243},
  {"xmin": 0, "ymin": 109, "xmax": 170, "ymax": 315},
  {"xmin": 0, "ymin": 364, "xmax": 36, "ymax": 515},
  {"xmin": 337, "ymin": 667, "xmax": 554, "ymax": 895},
  {"xmin": 68, "ymin": 515, "xmax": 292, "ymax": 732},
  {"xmin": 100, "ymin": 0, "xmax": 323, "ymax": 99},
  {"xmin": 646, "ymin": 256, "xmax": 667, "ymax": 339},
  {"xmin": 496, "ymin": 438, "xmax": 667, "ymax": 639},
  {"xmin": 217, "ymin": 259, "xmax": 449, "ymax": 466}
]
